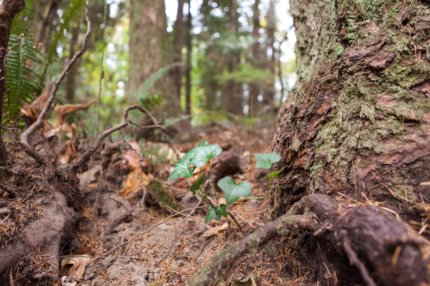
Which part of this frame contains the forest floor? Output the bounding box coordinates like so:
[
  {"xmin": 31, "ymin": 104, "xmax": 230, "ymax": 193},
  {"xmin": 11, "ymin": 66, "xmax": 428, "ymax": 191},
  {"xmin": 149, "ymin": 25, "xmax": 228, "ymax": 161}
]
[{"xmin": 63, "ymin": 122, "xmax": 297, "ymax": 286}]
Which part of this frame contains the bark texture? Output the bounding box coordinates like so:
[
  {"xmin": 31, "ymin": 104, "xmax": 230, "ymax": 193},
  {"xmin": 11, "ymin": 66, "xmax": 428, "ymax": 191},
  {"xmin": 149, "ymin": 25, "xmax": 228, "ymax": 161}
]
[
  {"xmin": 270, "ymin": 0, "xmax": 430, "ymax": 284},
  {"xmin": 128, "ymin": 0, "xmax": 184, "ymax": 121},
  {"xmin": 272, "ymin": 0, "xmax": 430, "ymax": 216}
]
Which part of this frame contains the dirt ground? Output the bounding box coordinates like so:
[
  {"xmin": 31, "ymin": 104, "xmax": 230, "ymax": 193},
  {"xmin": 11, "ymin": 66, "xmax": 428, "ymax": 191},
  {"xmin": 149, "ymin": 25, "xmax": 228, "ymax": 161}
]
[{"xmin": 66, "ymin": 123, "xmax": 298, "ymax": 286}]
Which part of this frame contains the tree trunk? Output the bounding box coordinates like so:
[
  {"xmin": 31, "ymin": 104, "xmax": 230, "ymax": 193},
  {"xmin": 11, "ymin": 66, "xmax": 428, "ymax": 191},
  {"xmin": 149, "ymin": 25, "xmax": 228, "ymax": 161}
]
[
  {"xmin": 129, "ymin": 0, "xmax": 183, "ymax": 118},
  {"xmin": 173, "ymin": 0, "xmax": 185, "ymax": 100},
  {"xmin": 66, "ymin": 23, "xmax": 80, "ymax": 103},
  {"xmin": 263, "ymin": 0, "xmax": 276, "ymax": 110},
  {"xmin": 185, "ymin": 0, "xmax": 192, "ymax": 117},
  {"xmin": 271, "ymin": 0, "xmax": 430, "ymax": 283},
  {"xmin": 248, "ymin": 0, "xmax": 261, "ymax": 117},
  {"xmin": 37, "ymin": 0, "xmax": 60, "ymax": 51},
  {"xmin": 223, "ymin": 0, "xmax": 242, "ymax": 115},
  {"xmin": 0, "ymin": 0, "xmax": 26, "ymax": 165}
]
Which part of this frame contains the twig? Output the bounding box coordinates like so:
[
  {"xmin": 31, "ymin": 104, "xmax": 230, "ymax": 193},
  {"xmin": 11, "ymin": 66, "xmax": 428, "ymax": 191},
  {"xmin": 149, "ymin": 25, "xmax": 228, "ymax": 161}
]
[
  {"xmin": 0, "ymin": 183, "xmax": 18, "ymax": 197},
  {"xmin": 20, "ymin": 0, "xmax": 92, "ymax": 165},
  {"xmin": 88, "ymin": 205, "xmax": 204, "ymax": 265},
  {"xmin": 69, "ymin": 105, "xmax": 164, "ymax": 175}
]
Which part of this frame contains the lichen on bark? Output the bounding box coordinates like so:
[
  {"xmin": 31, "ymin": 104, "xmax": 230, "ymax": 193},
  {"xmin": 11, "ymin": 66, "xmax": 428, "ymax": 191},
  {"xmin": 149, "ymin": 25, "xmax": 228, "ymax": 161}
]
[{"xmin": 271, "ymin": 0, "xmax": 430, "ymax": 218}]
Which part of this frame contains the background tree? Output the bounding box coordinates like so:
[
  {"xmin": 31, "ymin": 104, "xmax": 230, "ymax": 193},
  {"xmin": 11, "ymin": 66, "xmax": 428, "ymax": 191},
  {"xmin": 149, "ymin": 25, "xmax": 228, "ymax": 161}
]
[{"xmin": 128, "ymin": 0, "xmax": 186, "ymax": 125}]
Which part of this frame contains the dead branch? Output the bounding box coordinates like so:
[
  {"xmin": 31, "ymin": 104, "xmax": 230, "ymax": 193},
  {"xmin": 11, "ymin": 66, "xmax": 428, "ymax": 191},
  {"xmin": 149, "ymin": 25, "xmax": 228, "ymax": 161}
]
[
  {"xmin": 69, "ymin": 105, "xmax": 163, "ymax": 176},
  {"xmin": 20, "ymin": 0, "xmax": 92, "ymax": 165}
]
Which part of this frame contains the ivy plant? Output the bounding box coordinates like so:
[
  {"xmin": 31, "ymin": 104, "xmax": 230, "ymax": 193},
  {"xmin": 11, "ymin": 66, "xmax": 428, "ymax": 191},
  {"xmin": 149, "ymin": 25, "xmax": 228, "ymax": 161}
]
[
  {"xmin": 169, "ymin": 140, "xmax": 252, "ymax": 223},
  {"xmin": 169, "ymin": 140, "xmax": 281, "ymax": 223}
]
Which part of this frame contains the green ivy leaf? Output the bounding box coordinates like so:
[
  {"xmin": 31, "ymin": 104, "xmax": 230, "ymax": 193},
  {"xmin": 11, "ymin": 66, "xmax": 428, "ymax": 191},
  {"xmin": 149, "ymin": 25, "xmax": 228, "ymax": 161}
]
[
  {"xmin": 205, "ymin": 205, "xmax": 221, "ymax": 222},
  {"xmin": 255, "ymin": 152, "xmax": 281, "ymax": 170},
  {"xmin": 218, "ymin": 204, "xmax": 228, "ymax": 217},
  {"xmin": 169, "ymin": 157, "xmax": 195, "ymax": 180},
  {"xmin": 189, "ymin": 144, "xmax": 222, "ymax": 168},
  {"xmin": 217, "ymin": 176, "xmax": 252, "ymax": 205},
  {"xmin": 190, "ymin": 173, "xmax": 206, "ymax": 194},
  {"xmin": 205, "ymin": 204, "xmax": 228, "ymax": 223}
]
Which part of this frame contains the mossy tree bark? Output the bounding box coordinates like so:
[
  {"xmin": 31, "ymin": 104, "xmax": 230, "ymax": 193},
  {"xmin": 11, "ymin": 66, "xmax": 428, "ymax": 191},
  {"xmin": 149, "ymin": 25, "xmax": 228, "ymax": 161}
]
[
  {"xmin": 272, "ymin": 0, "xmax": 430, "ymax": 215},
  {"xmin": 270, "ymin": 0, "xmax": 430, "ymax": 283}
]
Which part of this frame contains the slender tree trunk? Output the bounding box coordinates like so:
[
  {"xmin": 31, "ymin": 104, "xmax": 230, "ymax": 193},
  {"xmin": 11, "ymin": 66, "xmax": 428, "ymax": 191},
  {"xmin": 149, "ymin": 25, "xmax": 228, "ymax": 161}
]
[
  {"xmin": 66, "ymin": 24, "xmax": 80, "ymax": 103},
  {"xmin": 263, "ymin": 0, "xmax": 276, "ymax": 110},
  {"xmin": 271, "ymin": 0, "xmax": 430, "ymax": 283},
  {"xmin": 248, "ymin": 0, "xmax": 260, "ymax": 117},
  {"xmin": 223, "ymin": 0, "xmax": 242, "ymax": 115},
  {"xmin": 173, "ymin": 0, "xmax": 185, "ymax": 100},
  {"xmin": 185, "ymin": 0, "xmax": 192, "ymax": 117},
  {"xmin": 0, "ymin": 0, "xmax": 26, "ymax": 165},
  {"xmin": 37, "ymin": 0, "xmax": 60, "ymax": 51}
]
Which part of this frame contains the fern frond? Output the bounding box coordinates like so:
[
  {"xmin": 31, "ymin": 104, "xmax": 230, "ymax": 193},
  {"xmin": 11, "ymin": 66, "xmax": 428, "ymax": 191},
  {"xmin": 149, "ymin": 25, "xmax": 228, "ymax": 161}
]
[{"xmin": 5, "ymin": 5, "xmax": 45, "ymax": 122}]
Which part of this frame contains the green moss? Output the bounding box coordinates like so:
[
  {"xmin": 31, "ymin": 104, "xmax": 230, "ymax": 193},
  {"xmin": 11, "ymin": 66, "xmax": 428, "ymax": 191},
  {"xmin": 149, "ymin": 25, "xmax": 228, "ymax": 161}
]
[
  {"xmin": 148, "ymin": 179, "xmax": 181, "ymax": 211},
  {"xmin": 334, "ymin": 44, "xmax": 345, "ymax": 57},
  {"xmin": 383, "ymin": 59, "xmax": 430, "ymax": 89}
]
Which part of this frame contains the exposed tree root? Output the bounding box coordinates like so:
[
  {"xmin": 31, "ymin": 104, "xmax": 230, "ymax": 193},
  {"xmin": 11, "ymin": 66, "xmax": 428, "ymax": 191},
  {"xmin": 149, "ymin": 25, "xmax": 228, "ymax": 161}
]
[
  {"xmin": 190, "ymin": 194, "xmax": 430, "ymax": 286},
  {"xmin": 0, "ymin": 192, "xmax": 75, "ymax": 284}
]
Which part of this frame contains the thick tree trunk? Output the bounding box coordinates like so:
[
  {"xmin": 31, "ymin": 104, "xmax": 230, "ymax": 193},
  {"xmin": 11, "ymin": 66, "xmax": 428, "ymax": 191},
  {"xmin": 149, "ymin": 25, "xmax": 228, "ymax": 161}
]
[
  {"xmin": 271, "ymin": 0, "xmax": 430, "ymax": 283},
  {"xmin": 0, "ymin": 0, "xmax": 26, "ymax": 165},
  {"xmin": 129, "ymin": 0, "xmax": 187, "ymax": 123}
]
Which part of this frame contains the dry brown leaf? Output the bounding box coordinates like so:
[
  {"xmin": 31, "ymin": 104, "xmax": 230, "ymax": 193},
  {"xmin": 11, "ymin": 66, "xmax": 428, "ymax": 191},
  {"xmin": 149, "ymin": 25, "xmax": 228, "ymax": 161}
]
[
  {"xmin": 202, "ymin": 222, "xmax": 229, "ymax": 238},
  {"xmin": 54, "ymin": 101, "xmax": 95, "ymax": 126},
  {"xmin": 119, "ymin": 168, "xmax": 153, "ymax": 198},
  {"xmin": 61, "ymin": 255, "xmax": 91, "ymax": 281},
  {"xmin": 20, "ymin": 84, "xmax": 52, "ymax": 124},
  {"xmin": 59, "ymin": 141, "xmax": 77, "ymax": 165},
  {"xmin": 123, "ymin": 142, "xmax": 142, "ymax": 169}
]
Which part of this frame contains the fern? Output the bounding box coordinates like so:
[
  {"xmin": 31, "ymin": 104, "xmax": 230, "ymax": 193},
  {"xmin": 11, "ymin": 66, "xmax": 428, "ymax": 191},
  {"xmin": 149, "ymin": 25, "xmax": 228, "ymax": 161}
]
[
  {"xmin": 4, "ymin": 0, "xmax": 45, "ymax": 121},
  {"xmin": 134, "ymin": 63, "xmax": 181, "ymax": 109}
]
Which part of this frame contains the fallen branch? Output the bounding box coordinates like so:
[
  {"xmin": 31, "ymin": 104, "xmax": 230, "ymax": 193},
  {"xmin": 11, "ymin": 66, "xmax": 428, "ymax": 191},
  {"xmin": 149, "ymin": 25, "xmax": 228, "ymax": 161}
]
[{"xmin": 20, "ymin": 0, "xmax": 92, "ymax": 165}]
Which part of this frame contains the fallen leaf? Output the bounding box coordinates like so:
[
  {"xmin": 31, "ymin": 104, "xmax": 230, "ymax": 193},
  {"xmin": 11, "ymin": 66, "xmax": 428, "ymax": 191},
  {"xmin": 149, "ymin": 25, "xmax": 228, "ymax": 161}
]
[
  {"xmin": 202, "ymin": 222, "xmax": 229, "ymax": 238},
  {"xmin": 123, "ymin": 146, "xmax": 141, "ymax": 170},
  {"xmin": 61, "ymin": 255, "xmax": 91, "ymax": 281},
  {"xmin": 120, "ymin": 168, "xmax": 153, "ymax": 198},
  {"xmin": 54, "ymin": 101, "xmax": 95, "ymax": 126},
  {"xmin": 59, "ymin": 141, "xmax": 77, "ymax": 165}
]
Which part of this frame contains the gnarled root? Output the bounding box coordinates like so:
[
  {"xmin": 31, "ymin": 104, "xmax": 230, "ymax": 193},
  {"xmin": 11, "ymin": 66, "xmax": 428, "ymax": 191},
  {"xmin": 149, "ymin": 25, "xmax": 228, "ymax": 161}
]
[
  {"xmin": 190, "ymin": 194, "xmax": 430, "ymax": 286},
  {"xmin": 0, "ymin": 192, "xmax": 76, "ymax": 284}
]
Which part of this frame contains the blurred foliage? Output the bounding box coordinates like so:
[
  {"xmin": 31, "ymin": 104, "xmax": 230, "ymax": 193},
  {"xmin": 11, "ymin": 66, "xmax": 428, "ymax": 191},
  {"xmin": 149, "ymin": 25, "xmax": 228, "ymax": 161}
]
[
  {"xmin": 5, "ymin": 0, "xmax": 44, "ymax": 122},
  {"xmin": 217, "ymin": 63, "xmax": 272, "ymax": 84},
  {"xmin": 2, "ymin": 0, "xmax": 296, "ymax": 131}
]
